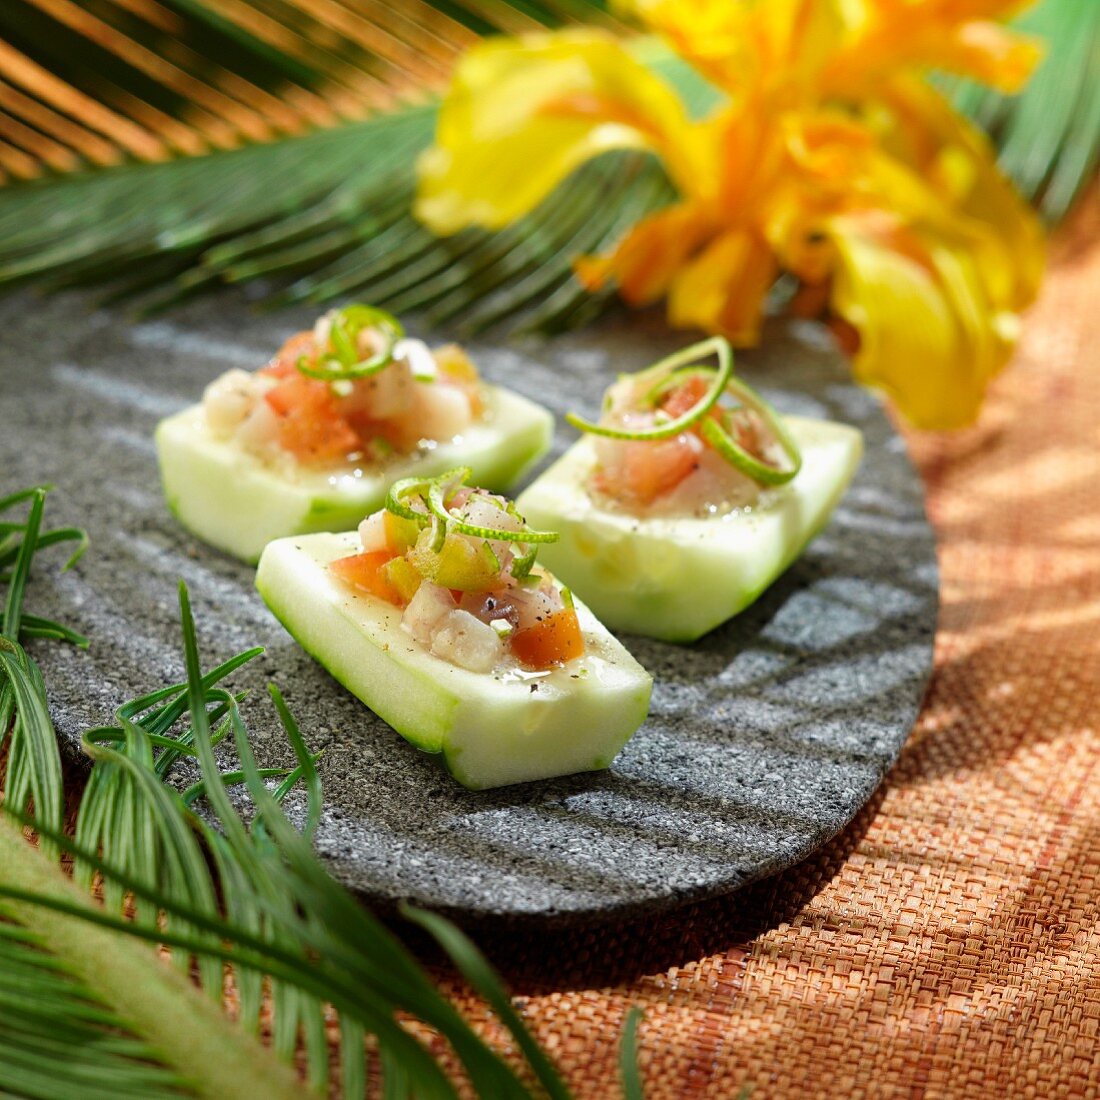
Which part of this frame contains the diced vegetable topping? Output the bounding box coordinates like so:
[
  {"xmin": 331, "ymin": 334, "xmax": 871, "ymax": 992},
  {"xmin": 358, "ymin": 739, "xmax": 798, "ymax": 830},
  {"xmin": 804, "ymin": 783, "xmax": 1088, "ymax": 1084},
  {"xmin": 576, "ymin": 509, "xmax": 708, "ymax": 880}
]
[
  {"xmin": 200, "ymin": 304, "xmax": 483, "ymax": 467},
  {"xmin": 566, "ymin": 336, "xmax": 734, "ymax": 442},
  {"xmin": 510, "ymin": 609, "xmax": 585, "ymax": 668},
  {"xmin": 329, "ymin": 549, "xmax": 401, "ymax": 604},
  {"xmin": 264, "ymin": 375, "xmax": 361, "ymax": 465},
  {"xmin": 567, "ymin": 336, "xmax": 804, "ymax": 512},
  {"xmin": 294, "ymin": 305, "xmax": 403, "ymax": 382},
  {"xmin": 329, "ymin": 469, "xmax": 583, "ymax": 673}
]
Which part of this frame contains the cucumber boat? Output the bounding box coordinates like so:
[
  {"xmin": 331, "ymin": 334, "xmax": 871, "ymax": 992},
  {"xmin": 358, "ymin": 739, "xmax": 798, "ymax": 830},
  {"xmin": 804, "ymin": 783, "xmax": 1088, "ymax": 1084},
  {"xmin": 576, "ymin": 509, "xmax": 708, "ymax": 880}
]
[
  {"xmin": 256, "ymin": 469, "xmax": 652, "ymax": 789},
  {"xmin": 516, "ymin": 338, "xmax": 863, "ymax": 642},
  {"xmin": 157, "ymin": 304, "xmax": 552, "ymax": 562}
]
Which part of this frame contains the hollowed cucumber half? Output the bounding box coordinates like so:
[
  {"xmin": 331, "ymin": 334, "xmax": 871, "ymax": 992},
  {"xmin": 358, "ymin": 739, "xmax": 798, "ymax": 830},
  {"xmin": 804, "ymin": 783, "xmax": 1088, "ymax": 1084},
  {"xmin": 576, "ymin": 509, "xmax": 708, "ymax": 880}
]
[
  {"xmin": 255, "ymin": 531, "xmax": 652, "ymax": 789},
  {"xmin": 516, "ymin": 416, "xmax": 863, "ymax": 643},
  {"xmin": 156, "ymin": 386, "xmax": 553, "ymax": 563}
]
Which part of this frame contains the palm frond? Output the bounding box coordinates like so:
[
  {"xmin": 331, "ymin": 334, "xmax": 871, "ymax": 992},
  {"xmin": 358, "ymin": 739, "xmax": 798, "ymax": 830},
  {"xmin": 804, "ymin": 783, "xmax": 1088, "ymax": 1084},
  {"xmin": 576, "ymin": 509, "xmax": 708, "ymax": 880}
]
[
  {"xmin": 0, "ymin": 48, "xmax": 715, "ymax": 332},
  {"xmin": 0, "ymin": 0, "xmax": 621, "ymax": 182},
  {"xmin": 0, "ymin": 484, "xmax": 649, "ymax": 1099}
]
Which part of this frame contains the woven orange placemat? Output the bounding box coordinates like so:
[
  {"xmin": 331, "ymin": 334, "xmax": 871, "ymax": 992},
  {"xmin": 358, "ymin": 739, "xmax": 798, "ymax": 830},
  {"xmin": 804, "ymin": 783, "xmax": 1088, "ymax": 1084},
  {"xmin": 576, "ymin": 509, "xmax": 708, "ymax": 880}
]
[{"xmin": 427, "ymin": 198, "xmax": 1100, "ymax": 1098}]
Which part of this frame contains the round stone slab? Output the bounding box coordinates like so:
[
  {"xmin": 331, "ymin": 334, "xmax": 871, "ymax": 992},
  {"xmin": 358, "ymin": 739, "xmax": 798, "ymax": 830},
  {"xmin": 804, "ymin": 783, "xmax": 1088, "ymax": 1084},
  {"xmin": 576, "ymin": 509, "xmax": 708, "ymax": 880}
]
[{"xmin": 0, "ymin": 291, "xmax": 937, "ymax": 927}]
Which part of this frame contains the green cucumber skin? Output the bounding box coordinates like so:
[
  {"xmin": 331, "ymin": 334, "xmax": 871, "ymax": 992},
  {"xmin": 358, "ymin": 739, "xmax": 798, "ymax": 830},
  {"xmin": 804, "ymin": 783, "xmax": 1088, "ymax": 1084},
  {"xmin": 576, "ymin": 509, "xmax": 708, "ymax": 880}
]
[
  {"xmin": 255, "ymin": 532, "xmax": 652, "ymax": 790},
  {"xmin": 156, "ymin": 387, "xmax": 553, "ymax": 563},
  {"xmin": 516, "ymin": 417, "xmax": 863, "ymax": 644}
]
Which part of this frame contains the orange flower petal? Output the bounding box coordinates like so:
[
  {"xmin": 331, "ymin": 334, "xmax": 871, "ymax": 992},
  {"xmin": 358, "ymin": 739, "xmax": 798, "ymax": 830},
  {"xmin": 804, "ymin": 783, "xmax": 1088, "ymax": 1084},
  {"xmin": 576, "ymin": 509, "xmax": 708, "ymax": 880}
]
[
  {"xmin": 667, "ymin": 228, "xmax": 777, "ymax": 344},
  {"xmin": 575, "ymin": 202, "xmax": 716, "ymax": 304}
]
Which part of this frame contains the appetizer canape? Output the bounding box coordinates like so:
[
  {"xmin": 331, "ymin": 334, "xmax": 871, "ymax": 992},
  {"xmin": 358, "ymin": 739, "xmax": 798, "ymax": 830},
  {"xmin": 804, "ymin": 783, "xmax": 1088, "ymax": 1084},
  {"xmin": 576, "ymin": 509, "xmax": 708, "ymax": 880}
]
[
  {"xmin": 256, "ymin": 468, "xmax": 652, "ymax": 789},
  {"xmin": 156, "ymin": 305, "xmax": 553, "ymax": 561},
  {"xmin": 516, "ymin": 338, "xmax": 863, "ymax": 643}
]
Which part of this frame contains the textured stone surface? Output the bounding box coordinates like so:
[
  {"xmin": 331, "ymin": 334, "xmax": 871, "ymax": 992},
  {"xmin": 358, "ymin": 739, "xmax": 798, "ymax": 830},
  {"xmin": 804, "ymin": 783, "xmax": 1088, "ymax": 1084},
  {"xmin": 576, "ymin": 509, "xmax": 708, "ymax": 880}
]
[{"xmin": 0, "ymin": 290, "xmax": 937, "ymax": 927}]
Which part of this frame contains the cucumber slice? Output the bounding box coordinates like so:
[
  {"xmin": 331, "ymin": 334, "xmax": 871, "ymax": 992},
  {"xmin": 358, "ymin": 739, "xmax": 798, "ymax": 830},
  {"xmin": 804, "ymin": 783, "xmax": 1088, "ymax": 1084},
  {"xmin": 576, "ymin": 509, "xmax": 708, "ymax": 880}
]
[
  {"xmin": 156, "ymin": 386, "xmax": 553, "ymax": 563},
  {"xmin": 255, "ymin": 532, "xmax": 652, "ymax": 789},
  {"xmin": 516, "ymin": 416, "xmax": 863, "ymax": 643}
]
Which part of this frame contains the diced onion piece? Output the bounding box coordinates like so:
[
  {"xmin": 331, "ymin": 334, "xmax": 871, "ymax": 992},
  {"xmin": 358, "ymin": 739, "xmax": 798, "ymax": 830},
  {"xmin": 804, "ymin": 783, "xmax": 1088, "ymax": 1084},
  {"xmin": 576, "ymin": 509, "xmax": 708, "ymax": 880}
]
[
  {"xmin": 430, "ymin": 609, "xmax": 504, "ymax": 673},
  {"xmin": 508, "ymin": 582, "xmax": 561, "ymax": 631},
  {"xmin": 312, "ymin": 310, "xmax": 336, "ymax": 346},
  {"xmin": 357, "ymin": 510, "xmax": 389, "ymax": 554},
  {"xmin": 415, "ymin": 383, "xmax": 473, "ymax": 441},
  {"xmin": 235, "ymin": 399, "xmax": 280, "ymax": 452},
  {"xmin": 395, "ymin": 337, "xmax": 437, "ymax": 381},
  {"xmin": 402, "ymin": 582, "xmax": 456, "ymax": 645},
  {"xmin": 203, "ymin": 369, "xmax": 257, "ymax": 436}
]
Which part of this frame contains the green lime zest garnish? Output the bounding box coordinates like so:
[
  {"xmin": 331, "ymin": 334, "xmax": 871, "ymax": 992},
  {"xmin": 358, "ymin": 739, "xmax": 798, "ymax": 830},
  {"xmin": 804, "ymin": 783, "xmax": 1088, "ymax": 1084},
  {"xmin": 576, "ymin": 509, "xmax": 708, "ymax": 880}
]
[
  {"xmin": 509, "ymin": 542, "xmax": 538, "ymax": 580},
  {"xmin": 385, "ymin": 474, "xmax": 439, "ymax": 525},
  {"xmin": 644, "ymin": 365, "xmax": 720, "ymax": 407},
  {"xmin": 387, "ymin": 466, "xmax": 470, "ymax": 528},
  {"xmin": 428, "ymin": 514, "xmax": 448, "ymax": 553},
  {"xmin": 386, "ymin": 468, "xmax": 558, "ymax": 588},
  {"xmin": 567, "ymin": 335, "xmax": 803, "ymax": 487},
  {"xmin": 564, "ymin": 336, "xmax": 732, "ymax": 441},
  {"xmin": 296, "ymin": 304, "xmax": 404, "ymax": 383},
  {"xmin": 699, "ymin": 377, "xmax": 802, "ymax": 486},
  {"xmin": 424, "ymin": 477, "xmax": 559, "ymax": 545}
]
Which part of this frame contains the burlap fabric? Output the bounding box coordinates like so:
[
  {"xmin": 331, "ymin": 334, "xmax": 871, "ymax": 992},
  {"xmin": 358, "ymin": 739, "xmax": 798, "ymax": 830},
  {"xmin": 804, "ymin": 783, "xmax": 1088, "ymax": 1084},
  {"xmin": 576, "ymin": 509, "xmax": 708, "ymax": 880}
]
[{"xmin": 424, "ymin": 198, "xmax": 1100, "ymax": 1098}]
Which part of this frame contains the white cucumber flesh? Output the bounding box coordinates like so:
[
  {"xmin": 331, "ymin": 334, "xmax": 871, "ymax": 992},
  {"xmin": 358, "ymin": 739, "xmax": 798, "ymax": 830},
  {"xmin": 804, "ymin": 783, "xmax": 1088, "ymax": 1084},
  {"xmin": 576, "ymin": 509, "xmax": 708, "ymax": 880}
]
[
  {"xmin": 156, "ymin": 386, "xmax": 553, "ymax": 562},
  {"xmin": 516, "ymin": 416, "xmax": 863, "ymax": 643},
  {"xmin": 255, "ymin": 532, "xmax": 652, "ymax": 789}
]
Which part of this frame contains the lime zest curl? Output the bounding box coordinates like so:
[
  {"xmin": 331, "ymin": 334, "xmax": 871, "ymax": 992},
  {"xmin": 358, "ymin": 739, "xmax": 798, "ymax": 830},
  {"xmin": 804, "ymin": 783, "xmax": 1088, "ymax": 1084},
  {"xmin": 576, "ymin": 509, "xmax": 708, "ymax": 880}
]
[
  {"xmin": 567, "ymin": 336, "xmax": 803, "ymax": 487},
  {"xmin": 385, "ymin": 474, "xmax": 438, "ymax": 525},
  {"xmin": 699, "ymin": 377, "xmax": 802, "ymax": 486},
  {"xmin": 385, "ymin": 467, "xmax": 558, "ymax": 581},
  {"xmin": 296, "ymin": 304, "xmax": 405, "ymax": 383},
  {"xmin": 564, "ymin": 336, "xmax": 732, "ymax": 442}
]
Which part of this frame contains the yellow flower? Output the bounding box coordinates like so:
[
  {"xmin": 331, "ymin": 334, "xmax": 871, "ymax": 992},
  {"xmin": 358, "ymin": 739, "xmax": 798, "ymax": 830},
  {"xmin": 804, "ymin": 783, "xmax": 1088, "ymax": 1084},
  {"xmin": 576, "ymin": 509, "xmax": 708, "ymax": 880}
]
[{"xmin": 415, "ymin": 0, "xmax": 1045, "ymax": 428}]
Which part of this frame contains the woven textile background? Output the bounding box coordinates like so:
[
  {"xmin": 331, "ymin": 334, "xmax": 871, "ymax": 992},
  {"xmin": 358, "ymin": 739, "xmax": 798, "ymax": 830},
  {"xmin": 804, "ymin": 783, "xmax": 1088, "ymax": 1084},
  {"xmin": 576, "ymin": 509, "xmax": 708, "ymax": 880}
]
[{"xmin": 419, "ymin": 197, "xmax": 1100, "ymax": 1098}]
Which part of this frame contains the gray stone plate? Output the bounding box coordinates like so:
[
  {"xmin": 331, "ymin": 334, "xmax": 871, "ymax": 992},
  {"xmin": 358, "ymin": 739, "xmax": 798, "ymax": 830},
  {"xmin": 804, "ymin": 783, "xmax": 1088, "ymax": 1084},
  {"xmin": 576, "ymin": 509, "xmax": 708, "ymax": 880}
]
[{"xmin": 0, "ymin": 291, "xmax": 937, "ymax": 928}]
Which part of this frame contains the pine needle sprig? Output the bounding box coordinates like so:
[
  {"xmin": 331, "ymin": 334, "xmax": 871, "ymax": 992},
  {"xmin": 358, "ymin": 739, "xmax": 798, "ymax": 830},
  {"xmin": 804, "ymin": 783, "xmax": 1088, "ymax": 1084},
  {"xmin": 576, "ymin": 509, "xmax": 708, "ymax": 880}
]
[{"xmin": 0, "ymin": 483, "xmax": 649, "ymax": 1098}]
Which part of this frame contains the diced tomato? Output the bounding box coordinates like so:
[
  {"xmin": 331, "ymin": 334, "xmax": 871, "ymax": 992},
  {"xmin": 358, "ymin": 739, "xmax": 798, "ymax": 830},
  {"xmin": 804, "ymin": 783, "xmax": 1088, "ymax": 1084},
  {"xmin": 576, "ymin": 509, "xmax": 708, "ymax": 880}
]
[
  {"xmin": 265, "ymin": 376, "xmax": 360, "ymax": 464},
  {"xmin": 659, "ymin": 374, "xmax": 710, "ymax": 418},
  {"xmin": 510, "ymin": 608, "xmax": 585, "ymax": 669},
  {"xmin": 261, "ymin": 331, "xmax": 316, "ymax": 379},
  {"xmin": 264, "ymin": 375, "xmax": 326, "ymax": 416},
  {"xmin": 329, "ymin": 551, "xmax": 401, "ymax": 604},
  {"xmin": 592, "ymin": 437, "xmax": 700, "ymax": 505}
]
